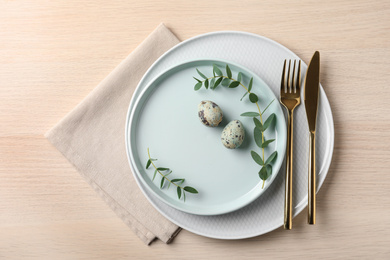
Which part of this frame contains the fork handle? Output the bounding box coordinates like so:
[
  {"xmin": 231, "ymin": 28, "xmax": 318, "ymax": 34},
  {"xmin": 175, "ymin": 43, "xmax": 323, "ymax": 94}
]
[
  {"xmin": 308, "ymin": 131, "xmax": 316, "ymax": 224},
  {"xmin": 284, "ymin": 109, "xmax": 294, "ymax": 230}
]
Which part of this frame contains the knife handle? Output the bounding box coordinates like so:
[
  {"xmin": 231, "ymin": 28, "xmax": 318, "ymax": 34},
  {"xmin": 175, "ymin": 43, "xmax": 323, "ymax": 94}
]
[
  {"xmin": 284, "ymin": 109, "xmax": 294, "ymax": 230},
  {"xmin": 308, "ymin": 131, "xmax": 316, "ymax": 224}
]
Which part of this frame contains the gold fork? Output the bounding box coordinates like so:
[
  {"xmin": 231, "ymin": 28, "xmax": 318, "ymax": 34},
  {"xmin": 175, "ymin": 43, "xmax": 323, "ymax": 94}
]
[{"xmin": 280, "ymin": 60, "xmax": 301, "ymax": 230}]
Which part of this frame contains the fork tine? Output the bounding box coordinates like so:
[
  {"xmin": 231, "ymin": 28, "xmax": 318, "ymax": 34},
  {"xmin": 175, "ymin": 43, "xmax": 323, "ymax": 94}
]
[
  {"xmin": 287, "ymin": 60, "xmax": 291, "ymax": 93},
  {"xmin": 296, "ymin": 60, "xmax": 301, "ymax": 91},
  {"xmin": 292, "ymin": 60, "xmax": 296, "ymax": 93},
  {"xmin": 281, "ymin": 60, "xmax": 286, "ymax": 93}
]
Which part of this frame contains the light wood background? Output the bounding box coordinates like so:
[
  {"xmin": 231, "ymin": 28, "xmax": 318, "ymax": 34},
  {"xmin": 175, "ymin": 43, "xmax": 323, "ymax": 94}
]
[{"xmin": 1, "ymin": 0, "xmax": 389, "ymax": 259}]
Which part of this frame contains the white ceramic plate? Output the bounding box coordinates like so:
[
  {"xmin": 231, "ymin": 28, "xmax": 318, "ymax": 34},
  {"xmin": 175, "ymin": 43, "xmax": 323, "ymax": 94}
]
[
  {"xmin": 127, "ymin": 59, "xmax": 286, "ymax": 215},
  {"xmin": 125, "ymin": 31, "xmax": 334, "ymax": 239}
]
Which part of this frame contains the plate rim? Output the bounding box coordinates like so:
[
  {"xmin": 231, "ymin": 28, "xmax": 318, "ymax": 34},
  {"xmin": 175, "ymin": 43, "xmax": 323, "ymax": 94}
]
[
  {"xmin": 125, "ymin": 30, "xmax": 335, "ymax": 239},
  {"xmin": 126, "ymin": 58, "xmax": 287, "ymax": 216}
]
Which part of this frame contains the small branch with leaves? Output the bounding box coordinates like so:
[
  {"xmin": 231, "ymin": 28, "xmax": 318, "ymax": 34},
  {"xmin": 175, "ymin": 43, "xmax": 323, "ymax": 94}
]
[
  {"xmin": 193, "ymin": 64, "xmax": 278, "ymax": 188},
  {"xmin": 145, "ymin": 148, "xmax": 198, "ymax": 201}
]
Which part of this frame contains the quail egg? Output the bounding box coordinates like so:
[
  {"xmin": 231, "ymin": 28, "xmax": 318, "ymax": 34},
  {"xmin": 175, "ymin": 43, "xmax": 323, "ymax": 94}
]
[
  {"xmin": 198, "ymin": 100, "xmax": 223, "ymax": 127},
  {"xmin": 221, "ymin": 120, "xmax": 245, "ymax": 149}
]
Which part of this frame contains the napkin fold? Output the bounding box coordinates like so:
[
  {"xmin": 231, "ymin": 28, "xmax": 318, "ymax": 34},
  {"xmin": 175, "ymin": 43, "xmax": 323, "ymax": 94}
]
[{"xmin": 45, "ymin": 24, "xmax": 181, "ymax": 245}]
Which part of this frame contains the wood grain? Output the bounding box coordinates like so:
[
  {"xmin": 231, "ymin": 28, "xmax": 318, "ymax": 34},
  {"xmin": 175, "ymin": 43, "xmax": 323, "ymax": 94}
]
[{"xmin": 1, "ymin": 0, "xmax": 390, "ymax": 258}]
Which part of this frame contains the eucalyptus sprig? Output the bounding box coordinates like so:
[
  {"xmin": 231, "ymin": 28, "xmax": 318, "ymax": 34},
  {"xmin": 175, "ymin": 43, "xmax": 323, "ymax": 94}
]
[
  {"xmin": 193, "ymin": 64, "xmax": 278, "ymax": 188},
  {"xmin": 146, "ymin": 148, "xmax": 198, "ymax": 201}
]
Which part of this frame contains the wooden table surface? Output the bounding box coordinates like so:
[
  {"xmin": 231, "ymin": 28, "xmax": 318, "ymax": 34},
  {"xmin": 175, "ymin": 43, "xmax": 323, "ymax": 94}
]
[{"xmin": 1, "ymin": 0, "xmax": 390, "ymax": 258}]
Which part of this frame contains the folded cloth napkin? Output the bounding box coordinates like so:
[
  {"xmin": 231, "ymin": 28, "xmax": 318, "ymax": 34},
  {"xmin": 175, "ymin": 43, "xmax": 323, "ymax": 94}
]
[{"xmin": 45, "ymin": 24, "xmax": 181, "ymax": 245}]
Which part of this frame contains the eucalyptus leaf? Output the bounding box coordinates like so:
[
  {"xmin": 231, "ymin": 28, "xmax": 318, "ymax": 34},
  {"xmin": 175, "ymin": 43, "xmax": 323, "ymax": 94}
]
[
  {"xmin": 196, "ymin": 68, "xmax": 208, "ymax": 79},
  {"xmin": 184, "ymin": 186, "xmax": 198, "ymax": 194},
  {"xmin": 265, "ymin": 151, "xmax": 278, "ymax": 165},
  {"xmin": 204, "ymin": 79, "xmax": 209, "ymax": 89},
  {"xmin": 229, "ymin": 81, "xmax": 240, "ymax": 88},
  {"xmin": 171, "ymin": 178, "xmax": 184, "ymax": 183},
  {"xmin": 251, "ymin": 150, "xmax": 264, "ymax": 166},
  {"xmin": 248, "ymin": 77, "xmax": 253, "ymax": 92},
  {"xmin": 160, "ymin": 177, "xmax": 165, "ymax": 189},
  {"xmin": 261, "ymin": 139, "xmax": 275, "ymax": 148},
  {"xmin": 259, "ymin": 165, "xmax": 272, "ymax": 180},
  {"xmin": 226, "ymin": 65, "xmax": 232, "ymax": 79},
  {"xmin": 263, "ymin": 113, "xmax": 276, "ymax": 131},
  {"xmin": 240, "ymin": 91, "xmax": 249, "ymax": 101},
  {"xmin": 177, "ymin": 186, "xmax": 181, "ymax": 199},
  {"xmin": 193, "ymin": 77, "xmax": 201, "ymax": 83},
  {"xmin": 213, "ymin": 64, "xmax": 223, "ymax": 76},
  {"xmin": 253, "ymin": 117, "xmax": 263, "ymax": 131},
  {"xmin": 146, "ymin": 159, "xmax": 151, "ymax": 169},
  {"xmin": 249, "ymin": 93, "xmax": 258, "ymax": 103},
  {"xmin": 254, "ymin": 127, "xmax": 263, "ymax": 148},
  {"xmin": 266, "ymin": 164, "xmax": 272, "ymax": 177},
  {"xmin": 194, "ymin": 82, "xmax": 202, "ymax": 91},
  {"xmin": 210, "ymin": 78, "xmax": 215, "ymax": 88},
  {"xmin": 237, "ymin": 72, "xmax": 243, "ymax": 82},
  {"xmin": 221, "ymin": 78, "xmax": 231, "ymax": 86},
  {"xmin": 213, "ymin": 77, "xmax": 223, "ymax": 89},
  {"xmin": 152, "ymin": 169, "xmax": 158, "ymax": 181},
  {"xmin": 241, "ymin": 112, "xmax": 260, "ymax": 117}
]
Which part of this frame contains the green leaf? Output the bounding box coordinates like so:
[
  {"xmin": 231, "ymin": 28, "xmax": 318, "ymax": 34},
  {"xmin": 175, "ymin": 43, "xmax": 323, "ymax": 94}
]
[
  {"xmin": 184, "ymin": 186, "xmax": 198, "ymax": 194},
  {"xmin": 259, "ymin": 165, "xmax": 272, "ymax": 180},
  {"xmin": 249, "ymin": 93, "xmax": 258, "ymax": 103},
  {"xmin": 221, "ymin": 78, "xmax": 231, "ymax": 86},
  {"xmin": 157, "ymin": 167, "xmax": 169, "ymax": 171},
  {"xmin": 177, "ymin": 186, "xmax": 182, "ymax": 199},
  {"xmin": 261, "ymin": 139, "xmax": 275, "ymax": 148},
  {"xmin": 251, "ymin": 150, "xmax": 264, "ymax": 166},
  {"xmin": 229, "ymin": 81, "xmax": 240, "ymax": 88},
  {"xmin": 226, "ymin": 65, "xmax": 232, "ymax": 79},
  {"xmin": 213, "ymin": 64, "xmax": 223, "ymax": 76},
  {"xmin": 213, "ymin": 77, "xmax": 223, "ymax": 89},
  {"xmin": 262, "ymin": 113, "xmax": 276, "ymax": 131},
  {"xmin": 183, "ymin": 191, "xmax": 186, "ymax": 202},
  {"xmin": 171, "ymin": 178, "xmax": 184, "ymax": 183},
  {"xmin": 254, "ymin": 127, "xmax": 263, "ymax": 148},
  {"xmin": 146, "ymin": 159, "xmax": 151, "ymax": 169},
  {"xmin": 265, "ymin": 151, "xmax": 278, "ymax": 165},
  {"xmin": 253, "ymin": 117, "xmax": 263, "ymax": 131},
  {"xmin": 196, "ymin": 68, "xmax": 208, "ymax": 79},
  {"xmin": 194, "ymin": 82, "xmax": 202, "ymax": 91},
  {"xmin": 152, "ymin": 169, "xmax": 158, "ymax": 181},
  {"xmin": 237, "ymin": 72, "xmax": 243, "ymax": 83},
  {"xmin": 240, "ymin": 91, "xmax": 249, "ymax": 101},
  {"xmin": 160, "ymin": 177, "xmax": 165, "ymax": 189},
  {"xmin": 210, "ymin": 78, "xmax": 215, "ymax": 88},
  {"xmin": 241, "ymin": 112, "xmax": 260, "ymax": 117},
  {"xmin": 193, "ymin": 77, "xmax": 201, "ymax": 83},
  {"xmin": 261, "ymin": 99, "xmax": 275, "ymax": 115},
  {"xmin": 248, "ymin": 77, "xmax": 253, "ymax": 92},
  {"xmin": 266, "ymin": 164, "xmax": 272, "ymax": 177},
  {"xmin": 204, "ymin": 79, "xmax": 209, "ymax": 89}
]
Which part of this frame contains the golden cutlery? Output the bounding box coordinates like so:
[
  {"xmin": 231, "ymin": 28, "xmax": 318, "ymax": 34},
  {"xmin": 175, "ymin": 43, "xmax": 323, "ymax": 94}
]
[
  {"xmin": 304, "ymin": 51, "xmax": 320, "ymax": 225},
  {"xmin": 280, "ymin": 59, "xmax": 301, "ymax": 230}
]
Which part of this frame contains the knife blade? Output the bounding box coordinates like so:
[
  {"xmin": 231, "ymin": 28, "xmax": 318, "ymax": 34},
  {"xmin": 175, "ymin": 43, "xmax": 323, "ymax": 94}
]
[
  {"xmin": 304, "ymin": 51, "xmax": 320, "ymax": 131},
  {"xmin": 304, "ymin": 51, "xmax": 320, "ymax": 225}
]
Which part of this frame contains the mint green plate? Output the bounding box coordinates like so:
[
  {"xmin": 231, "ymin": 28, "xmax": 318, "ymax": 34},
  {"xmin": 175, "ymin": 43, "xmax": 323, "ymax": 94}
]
[{"xmin": 127, "ymin": 59, "xmax": 286, "ymax": 215}]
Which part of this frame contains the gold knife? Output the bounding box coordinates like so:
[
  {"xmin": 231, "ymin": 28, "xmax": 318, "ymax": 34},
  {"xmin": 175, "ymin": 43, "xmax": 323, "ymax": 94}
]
[{"xmin": 303, "ymin": 51, "xmax": 320, "ymax": 224}]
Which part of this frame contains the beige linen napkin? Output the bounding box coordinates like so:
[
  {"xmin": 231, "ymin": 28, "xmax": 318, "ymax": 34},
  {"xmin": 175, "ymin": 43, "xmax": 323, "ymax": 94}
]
[{"xmin": 45, "ymin": 24, "xmax": 181, "ymax": 245}]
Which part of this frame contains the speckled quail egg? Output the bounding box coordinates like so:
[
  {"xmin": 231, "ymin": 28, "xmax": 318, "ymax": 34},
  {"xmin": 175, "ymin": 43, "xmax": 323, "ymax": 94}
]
[
  {"xmin": 198, "ymin": 100, "xmax": 223, "ymax": 127},
  {"xmin": 221, "ymin": 120, "xmax": 245, "ymax": 149}
]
